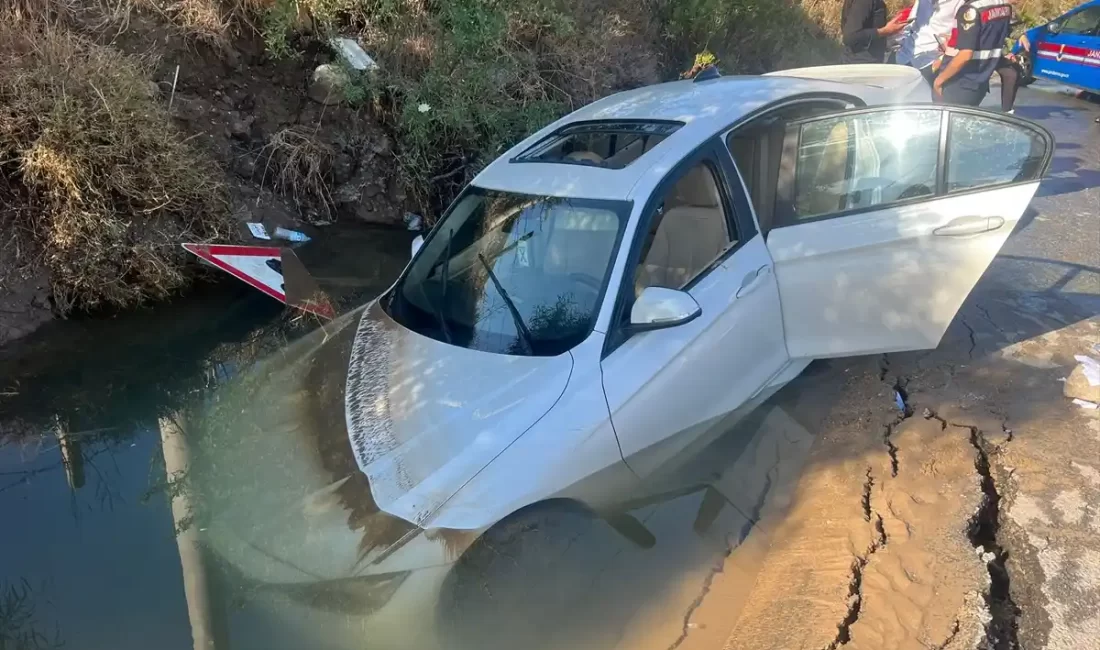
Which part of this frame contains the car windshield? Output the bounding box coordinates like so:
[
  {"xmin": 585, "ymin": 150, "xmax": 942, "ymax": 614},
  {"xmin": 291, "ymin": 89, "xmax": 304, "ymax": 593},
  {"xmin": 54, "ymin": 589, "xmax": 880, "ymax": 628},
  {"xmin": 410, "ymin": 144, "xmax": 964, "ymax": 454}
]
[{"xmin": 385, "ymin": 188, "xmax": 629, "ymax": 356}]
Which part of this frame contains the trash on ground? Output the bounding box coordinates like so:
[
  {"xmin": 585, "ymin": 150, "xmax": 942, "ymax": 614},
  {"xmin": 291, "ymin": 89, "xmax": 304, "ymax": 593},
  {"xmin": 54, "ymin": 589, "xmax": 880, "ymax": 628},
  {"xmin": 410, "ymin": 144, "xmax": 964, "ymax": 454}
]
[
  {"xmin": 894, "ymin": 390, "xmax": 906, "ymax": 412},
  {"xmin": 404, "ymin": 212, "xmax": 424, "ymax": 231},
  {"xmin": 1072, "ymin": 355, "xmax": 1100, "ymax": 386},
  {"xmin": 1072, "ymin": 398, "xmax": 1099, "ymax": 410},
  {"xmin": 329, "ymin": 37, "xmax": 378, "ymax": 71},
  {"xmin": 1064, "ymin": 357, "xmax": 1100, "ymax": 403},
  {"xmin": 274, "ymin": 227, "xmax": 311, "ymax": 243},
  {"xmin": 246, "ymin": 222, "xmax": 271, "ymax": 240}
]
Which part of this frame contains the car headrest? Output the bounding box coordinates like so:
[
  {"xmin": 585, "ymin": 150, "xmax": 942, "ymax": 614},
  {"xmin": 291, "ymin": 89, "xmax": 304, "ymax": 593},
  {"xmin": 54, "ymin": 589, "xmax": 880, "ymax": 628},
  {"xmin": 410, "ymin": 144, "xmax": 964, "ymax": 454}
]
[
  {"xmin": 564, "ymin": 150, "xmax": 604, "ymax": 165},
  {"xmin": 671, "ymin": 165, "xmax": 721, "ymax": 208}
]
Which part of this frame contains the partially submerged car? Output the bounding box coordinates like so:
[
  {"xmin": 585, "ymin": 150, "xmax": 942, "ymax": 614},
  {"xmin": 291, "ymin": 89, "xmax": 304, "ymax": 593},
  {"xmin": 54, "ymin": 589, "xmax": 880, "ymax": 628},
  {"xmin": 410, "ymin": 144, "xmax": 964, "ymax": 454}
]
[{"xmin": 194, "ymin": 64, "xmax": 1053, "ymax": 639}]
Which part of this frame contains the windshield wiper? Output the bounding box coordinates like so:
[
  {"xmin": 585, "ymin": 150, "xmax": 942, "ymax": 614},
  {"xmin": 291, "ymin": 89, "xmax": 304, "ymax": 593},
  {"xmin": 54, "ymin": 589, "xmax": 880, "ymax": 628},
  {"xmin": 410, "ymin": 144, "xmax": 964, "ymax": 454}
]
[{"xmin": 477, "ymin": 253, "xmax": 535, "ymax": 355}]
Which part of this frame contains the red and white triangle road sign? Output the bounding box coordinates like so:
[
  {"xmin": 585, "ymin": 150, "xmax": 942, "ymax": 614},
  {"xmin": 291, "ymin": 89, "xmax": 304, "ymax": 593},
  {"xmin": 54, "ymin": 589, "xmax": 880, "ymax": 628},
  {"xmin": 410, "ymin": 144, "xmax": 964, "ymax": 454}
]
[{"xmin": 182, "ymin": 243, "xmax": 334, "ymax": 319}]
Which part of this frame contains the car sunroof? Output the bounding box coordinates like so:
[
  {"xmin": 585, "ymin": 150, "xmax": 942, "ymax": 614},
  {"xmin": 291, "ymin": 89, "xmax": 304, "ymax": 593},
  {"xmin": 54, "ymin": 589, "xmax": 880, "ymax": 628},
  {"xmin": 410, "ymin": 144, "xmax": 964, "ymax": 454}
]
[{"xmin": 512, "ymin": 120, "xmax": 684, "ymax": 169}]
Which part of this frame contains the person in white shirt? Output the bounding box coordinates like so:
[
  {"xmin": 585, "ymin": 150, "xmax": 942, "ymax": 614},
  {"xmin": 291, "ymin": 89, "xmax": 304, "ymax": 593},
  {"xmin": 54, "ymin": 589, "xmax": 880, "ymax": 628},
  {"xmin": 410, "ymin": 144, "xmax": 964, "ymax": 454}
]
[{"xmin": 896, "ymin": 0, "xmax": 965, "ymax": 85}]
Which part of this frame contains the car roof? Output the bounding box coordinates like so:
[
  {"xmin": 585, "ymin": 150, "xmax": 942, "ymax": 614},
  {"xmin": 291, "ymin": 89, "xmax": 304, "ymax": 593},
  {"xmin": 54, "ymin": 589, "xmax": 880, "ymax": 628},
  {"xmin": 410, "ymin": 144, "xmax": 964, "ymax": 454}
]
[{"xmin": 471, "ymin": 75, "xmax": 874, "ymax": 202}]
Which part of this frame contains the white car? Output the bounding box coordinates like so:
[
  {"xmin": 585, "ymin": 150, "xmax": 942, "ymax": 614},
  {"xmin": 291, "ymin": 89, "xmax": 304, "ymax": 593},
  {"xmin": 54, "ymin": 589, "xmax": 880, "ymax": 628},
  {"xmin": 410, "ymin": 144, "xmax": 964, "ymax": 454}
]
[{"xmin": 194, "ymin": 64, "xmax": 1052, "ymax": 643}]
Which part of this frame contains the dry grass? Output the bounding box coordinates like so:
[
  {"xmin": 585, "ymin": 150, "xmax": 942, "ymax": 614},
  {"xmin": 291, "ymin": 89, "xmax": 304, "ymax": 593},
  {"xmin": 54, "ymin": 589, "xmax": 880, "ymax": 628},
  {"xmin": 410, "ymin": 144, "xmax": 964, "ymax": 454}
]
[
  {"xmin": 259, "ymin": 127, "xmax": 337, "ymax": 221},
  {"xmin": 0, "ymin": 13, "xmax": 233, "ymax": 313}
]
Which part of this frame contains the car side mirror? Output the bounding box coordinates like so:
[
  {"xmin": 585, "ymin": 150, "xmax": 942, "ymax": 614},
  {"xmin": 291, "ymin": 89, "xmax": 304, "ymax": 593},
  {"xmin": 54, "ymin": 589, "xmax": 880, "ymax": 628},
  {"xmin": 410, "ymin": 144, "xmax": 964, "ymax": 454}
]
[
  {"xmin": 411, "ymin": 235, "xmax": 424, "ymax": 259},
  {"xmin": 629, "ymin": 287, "xmax": 701, "ymax": 332}
]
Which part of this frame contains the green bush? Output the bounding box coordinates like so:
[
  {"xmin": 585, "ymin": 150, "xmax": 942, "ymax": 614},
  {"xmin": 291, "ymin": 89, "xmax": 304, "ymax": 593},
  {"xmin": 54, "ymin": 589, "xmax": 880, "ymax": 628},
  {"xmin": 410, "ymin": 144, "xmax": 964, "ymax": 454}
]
[{"xmin": 259, "ymin": 0, "xmax": 662, "ymax": 214}]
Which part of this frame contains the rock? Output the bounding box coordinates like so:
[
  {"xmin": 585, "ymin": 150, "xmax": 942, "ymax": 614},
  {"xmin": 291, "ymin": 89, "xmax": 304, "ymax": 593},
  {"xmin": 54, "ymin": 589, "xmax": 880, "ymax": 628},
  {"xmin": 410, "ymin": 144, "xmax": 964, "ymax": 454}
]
[
  {"xmin": 334, "ymin": 182, "xmax": 362, "ymax": 206},
  {"xmin": 0, "ymin": 262, "xmax": 53, "ymax": 346},
  {"xmin": 308, "ymin": 64, "xmax": 348, "ymax": 105},
  {"xmin": 370, "ymin": 135, "xmax": 392, "ymax": 156},
  {"xmin": 236, "ymin": 93, "xmax": 256, "ymax": 112},
  {"xmin": 363, "ymin": 182, "xmax": 383, "ymax": 199},
  {"xmin": 332, "ymin": 152, "xmax": 356, "ymax": 185},
  {"xmin": 232, "ymin": 156, "xmax": 257, "ymax": 179},
  {"xmin": 229, "ymin": 115, "xmax": 254, "ymax": 141},
  {"xmin": 1064, "ymin": 363, "xmax": 1100, "ymax": 403}
]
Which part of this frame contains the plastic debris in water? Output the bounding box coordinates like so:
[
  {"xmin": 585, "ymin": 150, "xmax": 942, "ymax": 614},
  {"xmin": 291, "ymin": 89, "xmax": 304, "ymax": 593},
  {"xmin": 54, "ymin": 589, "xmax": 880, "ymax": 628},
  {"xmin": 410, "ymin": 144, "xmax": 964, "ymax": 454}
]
[
  {"xmin": 1073, "ymin": 354, "xmax": 1100, "ymax": 387},
  {"xmin": 1072, "ymin": 398, "xmax": 1099, "ymax": 410},
  {"xmin": 274, "ymin": 227, "xmax": 310, "ymax": 243},
  {"xmin": 404, "ymin": 212, "xmax": 424, "ymax": 231},
  {"xmin": 246, "ymin": 222, "xmax": 271, "ymax": 240}
]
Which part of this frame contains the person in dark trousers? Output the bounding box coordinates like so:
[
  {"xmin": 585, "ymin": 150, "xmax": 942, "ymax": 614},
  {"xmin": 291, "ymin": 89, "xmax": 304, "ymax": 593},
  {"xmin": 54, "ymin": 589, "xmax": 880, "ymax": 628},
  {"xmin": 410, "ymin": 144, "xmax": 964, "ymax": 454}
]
[
  {"xmin": 933, "ymin": 0, "xmax": 1013, "ymax": 106},
  {"xmin": 996, "ymin": 56, "xmax": 1021, "ymax": 113},
  {"xmin": 842, "ymin": 0, "xmax": 908, "ymax": 63}
]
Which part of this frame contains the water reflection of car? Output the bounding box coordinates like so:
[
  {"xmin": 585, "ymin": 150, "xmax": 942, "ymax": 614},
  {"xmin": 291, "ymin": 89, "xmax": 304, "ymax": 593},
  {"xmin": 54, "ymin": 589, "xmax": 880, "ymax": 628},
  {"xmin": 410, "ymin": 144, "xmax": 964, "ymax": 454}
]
[
  {"xmin": 1013, "ymin": 0, "xmax": 1100, "ymax": 93},
  {"xmin": 195, "ymin": 65, "xmax": 1053, "ymax": 643}
]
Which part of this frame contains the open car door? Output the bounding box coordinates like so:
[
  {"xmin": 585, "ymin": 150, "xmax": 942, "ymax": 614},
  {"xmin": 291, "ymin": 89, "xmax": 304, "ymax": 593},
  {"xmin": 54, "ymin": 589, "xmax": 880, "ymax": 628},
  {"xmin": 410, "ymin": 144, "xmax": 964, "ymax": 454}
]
[{"xmin": 764, "ymin": 105, "xmax": 1053, "ymax": 359}]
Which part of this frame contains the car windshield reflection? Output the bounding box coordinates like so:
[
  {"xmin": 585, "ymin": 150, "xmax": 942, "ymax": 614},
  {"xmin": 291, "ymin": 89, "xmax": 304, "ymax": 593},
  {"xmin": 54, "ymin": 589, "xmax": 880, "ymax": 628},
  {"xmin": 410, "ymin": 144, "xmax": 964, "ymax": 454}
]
[{"xmin": 386, "ymin": 189, "xmax": 630, "ymax": 356}]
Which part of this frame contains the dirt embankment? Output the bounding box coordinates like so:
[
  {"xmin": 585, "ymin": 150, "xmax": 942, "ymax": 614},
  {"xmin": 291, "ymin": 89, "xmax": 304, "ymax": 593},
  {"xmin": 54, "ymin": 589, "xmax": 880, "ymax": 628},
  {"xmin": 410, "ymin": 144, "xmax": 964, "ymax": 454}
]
[{"xmin": 0, "ymin": 3, "xmax": 406, "ymax": 347}]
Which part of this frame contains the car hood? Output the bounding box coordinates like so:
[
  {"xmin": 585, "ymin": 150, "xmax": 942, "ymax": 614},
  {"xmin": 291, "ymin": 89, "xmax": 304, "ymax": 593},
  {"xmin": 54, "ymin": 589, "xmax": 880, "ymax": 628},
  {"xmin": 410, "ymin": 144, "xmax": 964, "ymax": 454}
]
[{"xmin": 344, "ymin": 300, "xmax": 573, "ymax": 527}]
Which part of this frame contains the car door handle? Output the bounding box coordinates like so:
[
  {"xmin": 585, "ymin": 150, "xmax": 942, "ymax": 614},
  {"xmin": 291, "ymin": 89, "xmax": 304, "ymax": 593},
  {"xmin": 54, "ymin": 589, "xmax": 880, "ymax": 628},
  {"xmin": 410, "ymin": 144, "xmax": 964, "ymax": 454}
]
[
  {"xmin": 933, "ymin": 216, "xmax": 1006, "ymax": 237},
  {"xmin": 736, "ymin": 265, "xmax": 771, "ymax": 299}
]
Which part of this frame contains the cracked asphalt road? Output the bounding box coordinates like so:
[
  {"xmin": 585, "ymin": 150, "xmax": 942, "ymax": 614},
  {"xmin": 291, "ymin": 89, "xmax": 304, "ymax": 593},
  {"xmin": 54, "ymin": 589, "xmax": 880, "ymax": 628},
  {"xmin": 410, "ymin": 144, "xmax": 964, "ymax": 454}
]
[{"xmin": 672, "ymin": 83, "xmax": 1099, "ymax": 650}]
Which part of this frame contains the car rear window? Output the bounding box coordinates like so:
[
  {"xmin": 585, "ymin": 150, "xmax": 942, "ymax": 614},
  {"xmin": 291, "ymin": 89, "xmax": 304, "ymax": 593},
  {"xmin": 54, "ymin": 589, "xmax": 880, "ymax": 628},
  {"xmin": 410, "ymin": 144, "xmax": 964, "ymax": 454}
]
[{"xmin": 513, "ymin": 121, "xmax": 684, "ymax": 169}]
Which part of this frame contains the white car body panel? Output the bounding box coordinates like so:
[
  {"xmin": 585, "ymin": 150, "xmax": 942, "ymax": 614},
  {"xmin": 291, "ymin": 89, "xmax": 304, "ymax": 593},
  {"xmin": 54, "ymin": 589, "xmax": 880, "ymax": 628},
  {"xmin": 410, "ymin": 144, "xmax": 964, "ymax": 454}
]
[
  {"xmin": 426, "ymin": 333, "xmax": 637, "ymax": 531},
  {"xmin": 764, "ymin": 63, "xmax": 925, "ymax": 92},
  {"xmin": 474, "ymin": 76, "xmax": 893, "ymax": 203},
  {"xmin": 602, "ymin": 235, "xmax": 789, "ymax": 477},
  {"xmin": 768, "ymin": 182, "xmax": 1041, "ymax": 359},
  {"xmin": 344, "ymin": 301, "xmax": 572, "ymax": 526}
]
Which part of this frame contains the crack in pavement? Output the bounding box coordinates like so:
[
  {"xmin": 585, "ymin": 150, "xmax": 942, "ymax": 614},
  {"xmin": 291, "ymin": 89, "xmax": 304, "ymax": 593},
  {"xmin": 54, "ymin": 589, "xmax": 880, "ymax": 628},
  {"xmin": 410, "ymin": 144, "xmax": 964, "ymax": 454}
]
[
  {"xmin": 976, "ymin": 304, "xmax": 1009, "ymax": 339},
  {"xmin": 881, "ymin": 378, "xmax": 912, "ymax": 479},
  {"xmin": 931, "ymin": 618, "xmax": 961, "ymax": 650},
  {"xmin": 861, "ymin": 468, "xmax": 873, "ymax": 522},
  {"xmin": 965, "ymin": 423, "xmax": 1021, "ymax": 650},
  {"xmin": 922, "ymin": 408, "xmax": 1021, "ymax": 650},
  {"xmin": 822, "ymin": 472, "xmax": 888, "ymax": 649},
  {"xmin": 666, "ymin": 464, "xmax": 778, "ymax": 650},
  {"xmin": 960, "ymin": 316, "xmax": 978, "ymax": 360}
]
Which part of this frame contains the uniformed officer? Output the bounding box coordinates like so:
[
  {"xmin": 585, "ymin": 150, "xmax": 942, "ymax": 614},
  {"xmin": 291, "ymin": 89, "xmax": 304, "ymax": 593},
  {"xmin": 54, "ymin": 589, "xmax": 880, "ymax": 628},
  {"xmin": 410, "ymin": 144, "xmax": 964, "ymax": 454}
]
[{"xmin": 932, "ymin": 0, "xmax": 1013, "ymax": 106}]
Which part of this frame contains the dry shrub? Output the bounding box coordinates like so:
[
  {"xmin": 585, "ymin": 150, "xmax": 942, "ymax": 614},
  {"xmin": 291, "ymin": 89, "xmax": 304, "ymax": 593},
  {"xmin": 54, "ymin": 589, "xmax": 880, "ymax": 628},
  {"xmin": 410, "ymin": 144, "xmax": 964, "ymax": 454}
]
[
  {"xmin": 537, "ymin": 0, "xmax": 665, "ymax": 108},
  {"xmin": 0, "ymin": 15, "xmax": 232, "ymax": 313},
  {"xmin": 1016, "ymin": 0, "xmax": 1084, "ymax": 24},
  {"xmin": 259, "ymin": 127, "xmax": 337, "ymax": 220}
]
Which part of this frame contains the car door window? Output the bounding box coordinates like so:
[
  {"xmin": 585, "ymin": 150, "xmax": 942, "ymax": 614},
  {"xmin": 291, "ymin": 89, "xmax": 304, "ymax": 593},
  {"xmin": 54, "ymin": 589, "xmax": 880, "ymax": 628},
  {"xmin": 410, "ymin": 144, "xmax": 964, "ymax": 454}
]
[
  {"xmin": 946, "ymin": 113, "xmax": 1048, "ymax": 192},
  {"xmin": 781, "ymin": 109, "xmax": 941, "ymax": 225},
  {"xmin": 633, "ymin": 161, "xmax": 736, "ymax": 295},
  {"xmin": 1057, "ymin": 6, "xmax": 1100, "ymax": 35}
]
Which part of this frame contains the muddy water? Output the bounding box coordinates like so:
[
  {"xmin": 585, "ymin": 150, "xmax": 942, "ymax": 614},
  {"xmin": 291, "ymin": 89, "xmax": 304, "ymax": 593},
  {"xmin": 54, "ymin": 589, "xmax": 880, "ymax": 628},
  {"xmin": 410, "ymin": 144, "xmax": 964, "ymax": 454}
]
[{"xmin": 0, "ymin": 223, "xmax": 826, "ymax": 650}]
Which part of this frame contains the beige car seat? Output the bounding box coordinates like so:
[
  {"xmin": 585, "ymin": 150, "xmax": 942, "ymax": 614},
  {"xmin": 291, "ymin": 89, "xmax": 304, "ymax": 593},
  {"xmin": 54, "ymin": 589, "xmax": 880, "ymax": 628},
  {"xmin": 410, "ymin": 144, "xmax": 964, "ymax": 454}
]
[
  {"xmin": 798, "ymin": 120, "xmax": 850, "ymax": 218},
  {"xmin": 564, "ymin": 150, "xmax": 604, "ymax": 165},
  {"xmin": 636, "ymin": 165, "xmax": 730, "ymax": 292}
]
